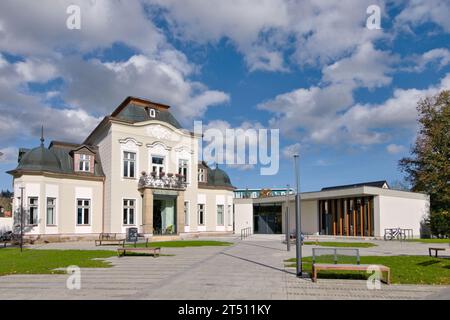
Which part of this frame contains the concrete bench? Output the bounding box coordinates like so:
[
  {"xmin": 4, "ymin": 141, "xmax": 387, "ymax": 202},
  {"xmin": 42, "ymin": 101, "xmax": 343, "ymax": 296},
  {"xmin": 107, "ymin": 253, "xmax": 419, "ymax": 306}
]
[
  {"xmin": 117, "ymin": 247, "xmax": 161, "ymax": 257},
  {"xmin": 312, "ymin": 263, "xmax": 391, "ymax": 284},
  {"xmin": 429, "ymin": 247, "xmax": 449, "ymax": 257}
]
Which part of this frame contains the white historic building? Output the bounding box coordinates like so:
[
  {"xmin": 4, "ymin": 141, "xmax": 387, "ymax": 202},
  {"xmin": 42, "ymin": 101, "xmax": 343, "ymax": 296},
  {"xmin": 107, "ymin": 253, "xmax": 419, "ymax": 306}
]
[{"xmin": 8, "ymin": 97, "xmax": 235, "ymax": 240}]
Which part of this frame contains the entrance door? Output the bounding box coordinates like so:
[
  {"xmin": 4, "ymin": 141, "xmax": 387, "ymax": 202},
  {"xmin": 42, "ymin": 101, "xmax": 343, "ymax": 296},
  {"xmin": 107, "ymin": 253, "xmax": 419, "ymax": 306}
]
[
  {"xmin": 153, "ymin": 197, "xmax": 176, "ymax": 235},
  {"xmin": 253, "ymin": 204, "xmax": 282, "ymax": 234}
]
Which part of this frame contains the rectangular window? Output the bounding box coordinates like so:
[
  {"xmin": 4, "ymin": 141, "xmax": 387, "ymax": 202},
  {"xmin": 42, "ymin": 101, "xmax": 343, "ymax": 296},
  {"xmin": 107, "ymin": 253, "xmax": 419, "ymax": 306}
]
[
  {"xmin": 78, "ymin": 154, "xmax": 91, "ymax": 172},
  {"xmin": 178, "ymin": 159, "xmax": 188, "ymax": 182},
  {"xmin": 228, "ymin": 205, "xmax": 232, "ymax": 226},
  {"xmin": 123, "ymin": 151, "xmax": 136, "ymax": 178},
  {"xmin": 217, "ymin": 204, "xmax": 224, "ymax": 226},
  {"xmin": 28, "ymin": 197, "xmax": 38, "ymax": 225},
  {"xmin": 77, "ymin": 199, "xmax": 90, "ymax": 225},
  {"xmin": 151, "ymin": 156, "xmax": 165, "ymax": 176},
  {"xmin": 184, "ymin": 201, "xmax": 189, "ymax": 226},
  {"xmin": 46, "ymin": 197, "xmax": 56, "ymax": 225},
  {"xmin": 198, "ymin": 204, "xmax": 205, "ymax": 225},
  {"xmin": 123, "ymin": 199, "xmax": 135, "ymax": 225},
  {"xmin": 198, "ymin": 168, "xmax": 206, "ymax": 182}
]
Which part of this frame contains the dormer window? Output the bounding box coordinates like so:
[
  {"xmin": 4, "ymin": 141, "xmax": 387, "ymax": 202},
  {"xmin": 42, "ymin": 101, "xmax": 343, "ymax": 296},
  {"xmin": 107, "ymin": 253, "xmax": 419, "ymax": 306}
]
[
  {"xmin": 146, "ymin": 107, "xmax": 156, "ymax": 118},
  {"xmin": 78, "ymin": 154, "xmax": 91, "ymax": 172},
  {"xmin": 198, "ymin": 168, "xmax": 206, "ymax": 183}
]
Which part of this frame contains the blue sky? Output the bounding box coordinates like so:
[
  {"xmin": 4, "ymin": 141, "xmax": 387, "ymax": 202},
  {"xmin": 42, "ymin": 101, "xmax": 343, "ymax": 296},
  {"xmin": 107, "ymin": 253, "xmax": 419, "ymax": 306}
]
[{"xmin": 0, "ymin": 0, "xmax": 449, "ymax": 192}]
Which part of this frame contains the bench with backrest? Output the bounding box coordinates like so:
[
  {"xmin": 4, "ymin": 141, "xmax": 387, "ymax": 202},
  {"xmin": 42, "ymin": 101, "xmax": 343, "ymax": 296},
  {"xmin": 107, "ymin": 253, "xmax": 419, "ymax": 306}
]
[
  {"xmin": 95, "ymin": 233, "xmax": 125, "ymax": 246},
  {"xmin": 429, "ymin": 247, "xmax": 450, "ymax": 258},
  {"xmin": 311, "ymin": 247, "xmax": 391, "ymax": 284}
]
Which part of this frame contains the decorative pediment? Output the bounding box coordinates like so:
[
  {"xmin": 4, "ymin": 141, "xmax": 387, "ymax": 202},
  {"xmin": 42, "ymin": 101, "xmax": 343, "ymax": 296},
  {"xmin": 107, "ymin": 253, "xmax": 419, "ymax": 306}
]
[
  {"xmin": 174, "ymin": 145, "xmax": 194, "ymax": 154},
  {"xmin": 118, "ymin": 137, "xmax": 143, "ymax": 146},
  {"xmin": 146, "ymin": 141, "xmax": 171, "ymax": 151},
  {"xmin": 146, "ymin": 124, "xmax": 180, "ymax": 142}
]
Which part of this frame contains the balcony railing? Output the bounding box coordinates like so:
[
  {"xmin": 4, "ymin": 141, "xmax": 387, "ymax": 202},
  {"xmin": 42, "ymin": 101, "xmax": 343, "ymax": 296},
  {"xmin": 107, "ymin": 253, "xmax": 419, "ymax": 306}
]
[{"xmin": 138, "ymin": 171, "xmax": 186, "ymax": 190}]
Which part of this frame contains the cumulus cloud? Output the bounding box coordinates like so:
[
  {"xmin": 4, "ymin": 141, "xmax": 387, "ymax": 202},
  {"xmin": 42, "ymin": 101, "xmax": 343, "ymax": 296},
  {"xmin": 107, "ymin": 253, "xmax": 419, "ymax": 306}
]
[
  {"xmin": 147, "ymin": 0, "xmax": 385, "ymax": 70},
  {"xmin": 0, "ymin": 0, "xmax": 230, "ymax": 147},
  {"xmin": 0, "ymin": 147, "xmax": 18, "ymax": 164},
  {"xmin": 282, "ymin": 143, "xmax": 301, "ymax": 159},
  {"xmin": 396, "ymin": 0, "xmax": 450, "ymax": 33},
  {"xmin": 403, "ymin": 48, "xmax": 450, "ymax": 73},
  {"xmin": 386, "ymin": 144, "xmax": 407, "ymax": 154},
  {"xmin": 259, "ymin": 68, "xmax": 450, "ymax": 147}
]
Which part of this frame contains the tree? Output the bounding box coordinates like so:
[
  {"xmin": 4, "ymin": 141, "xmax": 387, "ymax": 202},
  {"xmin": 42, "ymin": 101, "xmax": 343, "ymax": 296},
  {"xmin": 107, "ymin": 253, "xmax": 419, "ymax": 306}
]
[{"xmin": 399, "ymin": 90, "xmax": 450, "ymax": 237}]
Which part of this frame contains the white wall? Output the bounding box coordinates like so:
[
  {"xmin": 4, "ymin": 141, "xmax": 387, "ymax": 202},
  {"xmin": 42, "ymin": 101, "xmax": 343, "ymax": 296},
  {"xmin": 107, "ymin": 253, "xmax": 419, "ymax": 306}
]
[
  {"xmin": 234, "ymin": 200, "xmax": 253, "ymax": 233},
  {"xmin": 378, "ymin": 195, "xmax": 429, "ymax": 238},
  {"xmin": 286, "ymin": 200, "xmax": 319, "ymax": 235},
  {"xmin": 0, "ymin": 217, "xmax": 12, "ymax": 234}
]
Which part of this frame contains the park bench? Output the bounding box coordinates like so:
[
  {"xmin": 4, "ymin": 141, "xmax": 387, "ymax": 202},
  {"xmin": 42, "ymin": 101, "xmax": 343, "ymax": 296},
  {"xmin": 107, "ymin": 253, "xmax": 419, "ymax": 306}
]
[
  {"xmin": 95, "ymin": 233, "xmax": 125, "ymax": 246},
  {"xmin": 310, "ymin": 247, "xmax": 391, "ymax": 285},
  {"xmin": 117, "ymin": 247, "xmax": 161, "ymax": 257},
  {"xmin": 428, "ymin": 247, "xmax": 450, "ymax": 257},
  {"xmin": 312, "ymin": 263, "xmax": 391, "ymax": 284}
]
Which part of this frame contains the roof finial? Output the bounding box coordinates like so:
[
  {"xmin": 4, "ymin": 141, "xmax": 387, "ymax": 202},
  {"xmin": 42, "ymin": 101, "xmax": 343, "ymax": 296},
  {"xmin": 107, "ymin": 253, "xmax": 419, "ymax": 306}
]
[{"xmin": 40, "ymin": 125, "xmax": 44, "ymax": 146}]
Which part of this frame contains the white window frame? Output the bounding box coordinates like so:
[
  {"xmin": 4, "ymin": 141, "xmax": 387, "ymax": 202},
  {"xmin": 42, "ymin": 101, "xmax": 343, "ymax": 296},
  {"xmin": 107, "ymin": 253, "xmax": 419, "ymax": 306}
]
[
  {"xmin": 217, "ymin": 204, "xmax": 224, "ymax": 226},
  {"xmin": 28, "ymin": 197, "xmax": 38, "ymax": 225},
  {"xmin": 178, "ymin": 159, "xmax": 189, "ymax": 183},
  {"xmin": 184, "ymin": 201, "xmax": 190, "ymax": 226},
  {"xmin": 123, "ymin": 199, "xmax": 136, "ymax": 225},
  {"xmin": 151, "ymin": 155, "xmax": 165, "ymax": 176},
  {"xmin": 198, "ymin": 203, "xmax": 205, "ymax": 226},
  {"xmin": 78, "ymin": 154, "xmax": 91, "ymax": 172},
  {"xmin": 46, "ymin": 197, "xmax": 56, "ymax": 226},
  {"xmin": 76, "ymin": 198, "xmax": 90, "ymax": 225},
  {"xmin": 198, "ymin": 168, "xmax": 206, "ymax": 183},
  {"xmin": 123, "ymin": 151, "xmax": 136, "ymax": 178}
]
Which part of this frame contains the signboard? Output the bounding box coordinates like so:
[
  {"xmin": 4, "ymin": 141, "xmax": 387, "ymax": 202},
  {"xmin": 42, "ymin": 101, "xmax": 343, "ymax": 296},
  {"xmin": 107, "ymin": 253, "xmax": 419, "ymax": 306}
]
[{"xmin": 126, "ymin": 227, "xmax": 138, "ymax": 242}]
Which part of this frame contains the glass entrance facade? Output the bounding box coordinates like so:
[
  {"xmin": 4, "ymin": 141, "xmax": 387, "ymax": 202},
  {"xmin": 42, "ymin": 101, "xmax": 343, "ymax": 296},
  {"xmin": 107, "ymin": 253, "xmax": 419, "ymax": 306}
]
[
  {"xmin": 153, "ymin": 196, "xmax": 177, "ymax": 235},
  {"xmin": 253, "ymin": 204, "xmax": 282, "ymax": 234},
  {"xmin": 319, "ymin": 196, "xmax": 374, "ymax": 236}
]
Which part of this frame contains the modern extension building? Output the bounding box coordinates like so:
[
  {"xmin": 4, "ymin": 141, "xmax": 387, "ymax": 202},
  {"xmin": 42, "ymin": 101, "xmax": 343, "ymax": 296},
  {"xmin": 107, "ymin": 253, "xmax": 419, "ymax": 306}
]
[
  {"xmin": 234, "ymin": 181, "xmax": 429, "ymax": 238},
  {"xmin": 7, "ymin": 97, "xmax": 235, "ymax": 240}
]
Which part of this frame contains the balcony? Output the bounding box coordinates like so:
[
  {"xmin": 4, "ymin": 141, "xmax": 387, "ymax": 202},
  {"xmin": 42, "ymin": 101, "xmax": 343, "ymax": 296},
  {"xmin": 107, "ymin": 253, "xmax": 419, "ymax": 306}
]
[{"xmin": 138, "ymin": 171, "xmax": 186, "ymax": 190}]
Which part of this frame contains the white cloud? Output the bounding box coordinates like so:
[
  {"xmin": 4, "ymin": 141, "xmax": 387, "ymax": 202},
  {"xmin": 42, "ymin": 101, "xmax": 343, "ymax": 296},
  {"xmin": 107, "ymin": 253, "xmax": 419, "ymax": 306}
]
[
  {"xmin": 0, "ymin": 1, "xmax": 231, "ymax": 146},
  {"xmin": 404, "ymin": 48, "xmax": 450, "ymax": 73},
  {"xmin": 396, "ymin": 0, "xmax": 450, "ymax": 33},
  {"xmin": 0, "ymin": 147, "xmax": 18, "ymax": 164},
  {"xmin": 386, "ymin": 144, "xmax": 407, "ymax": 154},
  {"xmin": 260, "ymin": 69, "xmax": 450, "ymax": 147},
  {"xmin": 147, "ymin": 0, "xmax": 385, "ymax": 70},
  {"xmin": 282, "ymin": 143, "xmax": 301, "ymax": 159},
  {"xmin": 0, "ymin": 0, "xmax": 165, "ymax": 55}
]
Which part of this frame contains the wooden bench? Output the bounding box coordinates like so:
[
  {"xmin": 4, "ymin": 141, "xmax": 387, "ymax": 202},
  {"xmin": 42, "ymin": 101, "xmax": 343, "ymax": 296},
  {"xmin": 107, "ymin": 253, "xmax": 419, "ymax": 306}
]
[
  {"xmin": 117, "ymin": 247, "xmax": 161, "ymax": 257},
  {"xmin": 95, "ymin": 233, "xmax": 125, "ymax": 246},
  {"xmin": 312, "ymin": 263, "xmax": 391, "ymax": 284},
  {"xmin": 428, "ymin": 247, "xmax": 449, "ymax": 257}
]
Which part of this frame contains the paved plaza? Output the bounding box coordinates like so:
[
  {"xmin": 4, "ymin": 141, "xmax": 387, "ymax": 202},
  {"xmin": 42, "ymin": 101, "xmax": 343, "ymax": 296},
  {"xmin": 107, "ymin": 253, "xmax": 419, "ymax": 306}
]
[{"xmin": 0, "ymin": 235, "xmax": 449, "ymax": 300}]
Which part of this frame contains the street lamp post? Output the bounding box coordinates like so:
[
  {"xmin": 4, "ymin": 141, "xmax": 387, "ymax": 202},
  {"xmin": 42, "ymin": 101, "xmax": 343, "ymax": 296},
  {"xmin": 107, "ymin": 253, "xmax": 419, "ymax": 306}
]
[
  {"xmin": 294, "ymin": 154, "xmax": 302, "ymax": 277},
  {"xmin": 285, "ymin": 184, "xmax": 290, "ymax": 252},
  {"xmin": 19, "ymin": 186, "xmax": 25, "ymax": 252}
]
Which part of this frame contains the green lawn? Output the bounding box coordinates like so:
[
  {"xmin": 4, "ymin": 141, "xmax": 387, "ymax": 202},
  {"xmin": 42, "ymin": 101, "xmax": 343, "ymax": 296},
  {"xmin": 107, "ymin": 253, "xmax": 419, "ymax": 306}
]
[
  {"xmin": 0, "ymin": 248, "xmax": 116, "ymax": 276},
  {"xmin": 285, "ymin": 255, "xmax": 450, "ymax": 285},
  {"xmin": 128, "ymin": 240, "xmax": 233, "ymax": 248},
  {"xmin": 407, "ymin": 238, "xmax": 450, "ymax": 244},
  {"xmin": 303, "ymin": 241, "xmax": 377, "ymax": 248}
]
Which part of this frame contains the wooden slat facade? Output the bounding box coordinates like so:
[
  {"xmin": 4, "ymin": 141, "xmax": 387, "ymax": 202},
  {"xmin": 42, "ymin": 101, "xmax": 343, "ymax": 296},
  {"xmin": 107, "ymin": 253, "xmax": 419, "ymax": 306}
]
[{"xmin": 319, "ymin": 196, "xmax": 374, "ymax": 237}]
